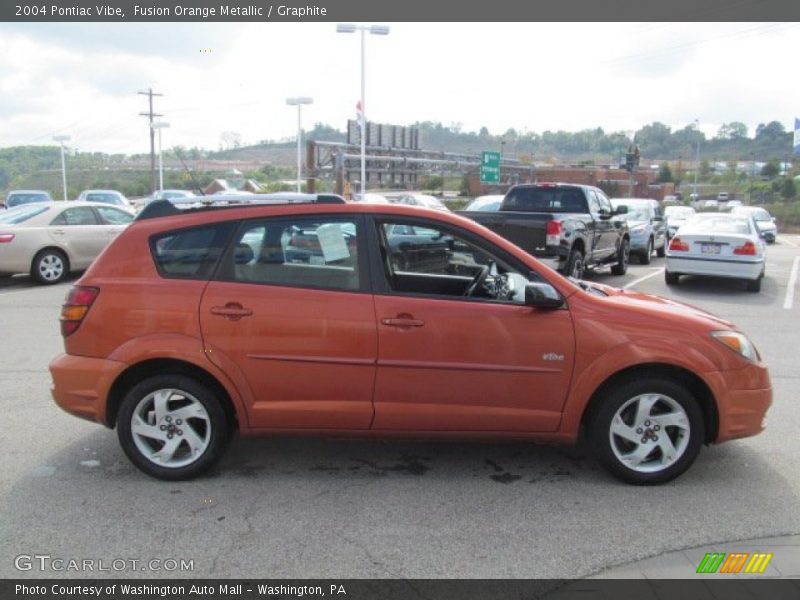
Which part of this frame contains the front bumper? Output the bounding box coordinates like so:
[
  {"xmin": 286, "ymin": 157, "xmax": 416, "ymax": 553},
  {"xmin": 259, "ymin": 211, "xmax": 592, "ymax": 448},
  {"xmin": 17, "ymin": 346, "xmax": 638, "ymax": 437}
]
[
  {"xmin": 49, "ymin": 353, "xmax": 127, "ymax": 426},
  {"xmin": 704, "ymin": 362, "xmax": 772, "ymax": 443}
]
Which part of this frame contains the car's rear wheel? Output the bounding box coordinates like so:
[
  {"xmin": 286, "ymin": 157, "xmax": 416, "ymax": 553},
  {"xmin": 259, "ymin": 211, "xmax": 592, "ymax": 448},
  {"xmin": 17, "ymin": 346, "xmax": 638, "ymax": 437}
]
[
  {"xmin": 640, "ymin": 239, "xmax": 653, "ymax": 265},
  {"xmin": 590, "ymin": 377, "xmax": 704, "ymax": 485},
  {"xmin": 610, "ymin": 239, "xmax": 629, "ymax": 275},
  {"xmin": 665, "ymin": 270, "xmax": 680, "ymax": 285},
  {"xmin": 117, "ymin": 374, "xmax": 230, "ymax": 480},
  {"xmin": 31, "ymin": 249, "xmax": 68, "ymax": 284},
  {"xmin": 565, "ymin": 249, "xmax": 585, "ymax": 279},
  {"xmin": 656, "ymin": 241, "xmax": 666, "ymax": 258},
  {"xmin": 746, "ymin": 277, "xmax": 762, "ymax": 293}
]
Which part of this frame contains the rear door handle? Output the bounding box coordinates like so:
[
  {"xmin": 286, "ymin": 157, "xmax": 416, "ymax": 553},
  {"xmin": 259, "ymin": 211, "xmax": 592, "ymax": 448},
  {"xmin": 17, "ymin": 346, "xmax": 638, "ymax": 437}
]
[
  {"xmin": 210, "ymin": 303, "xmax": 253, "ymax": 321},
  {"xmin": 381, "ymin": 316, "xmax": 425, "ymax": 329},
  {"xmin": 52, "ymin": 229, "xmax": 65, "ymax": 235}
]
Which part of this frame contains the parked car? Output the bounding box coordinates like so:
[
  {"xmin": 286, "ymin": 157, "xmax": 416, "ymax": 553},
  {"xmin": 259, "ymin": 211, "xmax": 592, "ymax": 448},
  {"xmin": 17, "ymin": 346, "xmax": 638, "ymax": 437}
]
[
  {"xmin": 3, "ymin": 190, "xmax": 53, "ymax": 209},
  {"xmin": 388, "ymin": 193, "xmax": 450, "ymax": 212},
  {"xmin": 144, "ymin": 189, "xmax": 197, "ymax": 206},
  {"xmin": 0, "ymin": 202, "xmax": 135, "ymax": 283},
  {"xmin": 462, "ymin": 183, "xmax": 630, "ymax": 279},
  {"xmin": 610, "ymin": 198, "xmax": 666, "ymax": 264},
  {"xmin": 717, "ymin": 192, "xmax": 730, "ymax": 202},
  {"xmin": 353, "ymin": 193, "xmax": 390, "ymax": 204},
  {"xmin": 664, "ymin": 205, "xmax": 696, "ymax": 238},
  {"xmin": 464, "ymin": 194, "xmax": 504, "ymax": 212},
  {"xmin": 76, "ymin": 190, "xmax": 131, "ymax": 207},
  {"xmin": 725, "ymin": 200, "xmax": 743, "ymax": 211},
  {"xmin": 665, "ymin": 213, "xmax": 766, "ymax": 292},
  {"xmin": 701, "ymin": 199, "xmax": 719, "ymax": 210},
  {"xmin": 49, "ymin": 198, "xmax": 771, "ymax": 484},
  {"xmin": 731, "ymin": 206, "xmax": 777, "ymax": 243}
]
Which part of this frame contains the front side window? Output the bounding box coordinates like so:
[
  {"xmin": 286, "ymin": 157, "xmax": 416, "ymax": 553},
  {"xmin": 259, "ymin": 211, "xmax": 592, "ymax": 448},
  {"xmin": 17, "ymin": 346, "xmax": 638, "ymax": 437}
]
[
  {"xmin": 151, "ymin": 223, "xmax": 235, "ymax": 279},
  {"xmin": 219, "ymin": 217, "xmax": 361, "ymax": 292},
  {"xmin": 51, "ymin": 207, "xmax": 98, "ymax": 226},
  {"xmin": 96, "ymin": 206, "xmax": 134, "ymax": 224},
  {"xmin": 377, "ymin": 220, "xmax": 531, "ymax": 304}
]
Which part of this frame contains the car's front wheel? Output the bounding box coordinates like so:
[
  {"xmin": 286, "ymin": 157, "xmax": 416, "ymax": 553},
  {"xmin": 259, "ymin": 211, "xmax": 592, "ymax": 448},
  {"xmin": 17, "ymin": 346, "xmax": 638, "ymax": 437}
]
[
  {"xmin": 31, "ymin": 248, "xmax": 68, "ymax": 284},
  {"xmin": 590, "ymin": 377, "xmax": 704, "ymax": 485},
  {"xmin": 117, "ymin": 374, "xmax": 231, "ymax": 480},
  {"xmin": 640, "ymin": 239, "xmax": 653, "ymax": 265}
]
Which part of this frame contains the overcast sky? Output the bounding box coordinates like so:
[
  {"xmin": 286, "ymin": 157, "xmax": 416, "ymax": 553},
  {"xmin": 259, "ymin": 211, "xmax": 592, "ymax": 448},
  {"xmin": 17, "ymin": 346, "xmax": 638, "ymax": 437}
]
[{"xmin": 0, "ymin": 22, "xmax": 797, "ymax": 154}]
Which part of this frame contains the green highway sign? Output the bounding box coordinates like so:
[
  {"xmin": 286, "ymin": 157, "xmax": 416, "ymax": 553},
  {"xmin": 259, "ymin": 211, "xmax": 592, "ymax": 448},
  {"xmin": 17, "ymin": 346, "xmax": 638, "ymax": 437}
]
[{"xmin": 480, "ymin": 151, "xmax": 501, "ymax": 184}]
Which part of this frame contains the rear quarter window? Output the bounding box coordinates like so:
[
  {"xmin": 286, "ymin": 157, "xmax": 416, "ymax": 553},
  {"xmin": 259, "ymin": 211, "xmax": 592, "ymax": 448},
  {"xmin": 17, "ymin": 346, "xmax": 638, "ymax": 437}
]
[{"xmin": 151, "ymin": 222, "xmax": 236, "ymax": 279}]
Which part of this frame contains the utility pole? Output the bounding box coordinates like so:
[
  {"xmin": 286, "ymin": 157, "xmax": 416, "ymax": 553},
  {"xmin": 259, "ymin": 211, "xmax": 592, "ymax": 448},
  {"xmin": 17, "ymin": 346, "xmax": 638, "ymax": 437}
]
[{"xmin": 138, "ymin": 88, "xmax": 163, "ymax": 194}]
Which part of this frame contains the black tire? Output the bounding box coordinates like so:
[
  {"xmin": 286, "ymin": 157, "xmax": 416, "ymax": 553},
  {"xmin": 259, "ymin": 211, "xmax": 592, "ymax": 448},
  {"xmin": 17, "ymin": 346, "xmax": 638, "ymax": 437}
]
[
  {"xmin": 656, "ymin": 241, "xmax": 666, "ymax": 258},
  {"xmin": 665, "ymin": 270, "xmax": 680, "ymax": 285},
  {"xmin": 31, "ymin": 248, "xmax": 69, "ymax": 285},
  {"xmin": 639, "ymin": 239, "xmax": 653, "ymax": 265},
  {"xmin": 589, "ymin": 376, "xmax": 704, "ymax": 485},
  {"xmin": 746, "ymin": 277, "xmax": 762, "ymax": 293},
  {"xmin": 610, "ymin": 238, "xmax": 630, "ymax": 275},
  {"xmin": 117, "ymin": 374, "xmax": 231, "ymax": 480},
  {"xmin": 564, "ymin": 248, "xmax": 585, "ymax": 279}
]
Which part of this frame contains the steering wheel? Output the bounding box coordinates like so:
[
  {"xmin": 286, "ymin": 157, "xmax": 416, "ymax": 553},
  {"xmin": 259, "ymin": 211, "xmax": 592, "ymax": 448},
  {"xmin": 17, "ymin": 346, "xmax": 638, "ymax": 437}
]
[{"xmin": 463, "ymin": 264, "xmax": 491, "ymax": 297}]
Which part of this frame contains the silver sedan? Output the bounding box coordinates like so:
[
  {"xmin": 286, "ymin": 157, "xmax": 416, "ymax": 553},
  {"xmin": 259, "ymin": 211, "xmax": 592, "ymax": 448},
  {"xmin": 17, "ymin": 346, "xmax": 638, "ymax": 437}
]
[
  {"xmin": 0, "ymin": 201, "xmax": 135, "ymax": 284},
  {"xmin": 665, "ymin": 213, "xmax": 766, "ymax": 292}
]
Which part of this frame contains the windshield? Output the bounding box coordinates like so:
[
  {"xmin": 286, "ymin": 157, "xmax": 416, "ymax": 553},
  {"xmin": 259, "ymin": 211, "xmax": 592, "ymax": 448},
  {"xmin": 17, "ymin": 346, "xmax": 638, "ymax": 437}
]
[
  {"xmin": 621, "ymin": 206, "xmax": 652, "ymax": 221},
  {"xmin": 683, "ymin": 215, "xmax": 752, "ymax": 235},
  {"xmin": 7, "ymin": 193, "xmax": 50, "ymax": 207},
  {"xmin": 0, "ymin": 205, "xmax": 50, "ymax": 224}
]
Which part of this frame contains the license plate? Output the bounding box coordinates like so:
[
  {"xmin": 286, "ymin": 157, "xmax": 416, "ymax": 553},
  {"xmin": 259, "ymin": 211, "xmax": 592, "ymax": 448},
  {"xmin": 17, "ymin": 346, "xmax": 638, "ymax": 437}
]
[{"xmin": 701, "ymin": 243, "xmax": 721, "ymax": 254}]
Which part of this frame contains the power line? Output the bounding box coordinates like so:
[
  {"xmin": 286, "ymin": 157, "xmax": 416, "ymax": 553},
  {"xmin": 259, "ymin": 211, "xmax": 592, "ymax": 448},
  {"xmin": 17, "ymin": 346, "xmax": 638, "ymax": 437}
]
[{"xmin": 138, "ymin": 88, "xmax": 163, "ymax": 194}]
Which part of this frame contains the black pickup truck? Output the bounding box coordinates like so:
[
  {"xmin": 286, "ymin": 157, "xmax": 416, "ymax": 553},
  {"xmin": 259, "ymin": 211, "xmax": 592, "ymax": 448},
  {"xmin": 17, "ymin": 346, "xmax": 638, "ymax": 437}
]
[{"xmin": 461, "ymin": 183, "xmax": 630, "ymax": 279}]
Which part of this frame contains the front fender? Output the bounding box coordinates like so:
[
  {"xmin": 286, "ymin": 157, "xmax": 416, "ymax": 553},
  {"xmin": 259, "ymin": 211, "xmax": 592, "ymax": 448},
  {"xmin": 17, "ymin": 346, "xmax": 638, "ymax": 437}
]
[{"xmin": 558, "ymin": 339, "xmax": 720, "ymax": 439}]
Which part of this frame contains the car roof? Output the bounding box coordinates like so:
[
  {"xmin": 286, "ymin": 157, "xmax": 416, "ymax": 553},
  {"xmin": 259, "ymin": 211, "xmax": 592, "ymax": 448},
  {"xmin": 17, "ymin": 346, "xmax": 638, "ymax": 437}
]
[
  {"xmin": 79, "ymin": 189, "xmax": 124, "ymax": 194},
  {"xmin": 7, "ymin": 189, "xmax": 51, "ymax": 194}
]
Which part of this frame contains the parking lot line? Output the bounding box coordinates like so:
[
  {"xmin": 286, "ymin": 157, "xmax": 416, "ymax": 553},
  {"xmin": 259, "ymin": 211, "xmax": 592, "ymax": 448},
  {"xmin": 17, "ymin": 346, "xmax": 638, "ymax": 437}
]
[
  {"xmin": 623, "ymin": 267, "xmax": 665, "ymax": 290},
  {"xmin": 784, "ymin": 256, "xmax": 800, "ymax": 310},
  {"xmin": 779, "ymin": 236, "xmax": 799, "ymax": 248}
]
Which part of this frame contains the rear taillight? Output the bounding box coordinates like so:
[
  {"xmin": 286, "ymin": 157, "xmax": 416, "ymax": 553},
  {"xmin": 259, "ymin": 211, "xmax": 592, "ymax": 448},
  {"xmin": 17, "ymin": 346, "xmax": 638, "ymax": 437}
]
[
  {"xmin": 0, "ymin": 233, "xmax": 14, "ymax": 243},
  {"xmin": 546, "ymin": 220, "xmax": 562, "ymax": 246},
  {"xmin": 60, "ymin": 286, "xmax": 99, "ymax": 336},
  {"xmin": 733, "ymin": 241, "xmax": 757, "ymax": 256},
  {"xmin": 669, "ymin": 237, "xmax": 689, "ymax": 251}
]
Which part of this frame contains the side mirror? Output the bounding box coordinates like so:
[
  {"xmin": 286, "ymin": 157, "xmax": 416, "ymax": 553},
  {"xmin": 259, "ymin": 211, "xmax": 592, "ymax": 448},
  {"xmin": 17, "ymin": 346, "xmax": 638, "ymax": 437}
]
[
  {"xmin": 614, "ymin": 205, "xmax": 628, "ymax": 215},
  {"xmin": 524, "ymin": 282, "xmax": 563, "ymax": 309},
  {"xmin": 652, "ymin": 215, "xmax": 664, "ymax": 222}
]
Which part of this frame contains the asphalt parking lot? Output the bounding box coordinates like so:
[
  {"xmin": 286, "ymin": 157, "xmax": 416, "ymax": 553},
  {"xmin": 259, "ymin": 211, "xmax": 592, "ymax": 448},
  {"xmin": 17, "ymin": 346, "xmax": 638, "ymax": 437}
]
[{"xmin": 1, "ymin": 235, "xmax": 798, "ymax": 579}]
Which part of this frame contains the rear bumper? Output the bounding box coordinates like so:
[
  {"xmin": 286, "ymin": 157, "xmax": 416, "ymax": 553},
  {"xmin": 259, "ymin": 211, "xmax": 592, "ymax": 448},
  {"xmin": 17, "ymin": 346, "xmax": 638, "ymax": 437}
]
[
  {"xmin": 49, "ymin": 353, "xmax": 127, "ymax": 426},
  {"xmin": 666, "ymin": 256, "xmax": 764, "ymax": 280},
  {"xmin": 704, "ymin": 363, "xmax": 772, "ymax": 443}
]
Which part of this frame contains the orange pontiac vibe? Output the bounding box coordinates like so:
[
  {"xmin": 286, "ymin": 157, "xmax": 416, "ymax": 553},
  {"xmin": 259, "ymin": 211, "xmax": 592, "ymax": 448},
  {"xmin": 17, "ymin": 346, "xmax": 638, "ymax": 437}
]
[{"xmin": 49, "ymin": 197, "xmax": 772, "ymax": 483}]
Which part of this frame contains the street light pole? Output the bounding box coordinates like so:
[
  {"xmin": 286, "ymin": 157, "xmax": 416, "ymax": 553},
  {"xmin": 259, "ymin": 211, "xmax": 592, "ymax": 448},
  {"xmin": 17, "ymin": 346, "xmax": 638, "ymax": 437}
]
[
  {"xmin": 286, "ymin": 97, "xmax": 313, "ymax": 193},
  {"xmin": 337, "ymin": 23, "xmax": 390, "ymax": 197},
  {"xmin": 53, "ymin": 135, "xmax": 71, "ymax": 201},
  {"xmin": 693, "ymin": 119, "xmax": 701, "ymax": 201},
  {"xmin": 152, "ymin": 122, "xmax": 170, "ymax": 192}
]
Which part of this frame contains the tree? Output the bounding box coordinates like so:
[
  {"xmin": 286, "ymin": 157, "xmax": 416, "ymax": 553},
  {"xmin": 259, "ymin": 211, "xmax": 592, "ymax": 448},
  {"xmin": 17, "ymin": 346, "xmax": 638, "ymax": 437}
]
[
  {"xmin": 716, "ymin": 122, "xmax": 748, "ymax": 140},
  {"xmin": 656, "ymin": 163, "xmax": 673, "ymax": 183},
  {"xmin": 781, "ymin": 177, "xmax": 797, "ymax": 200},
  {"xmin": 761, "ymin": 160, "xmax": 780, "ymax": 178}
]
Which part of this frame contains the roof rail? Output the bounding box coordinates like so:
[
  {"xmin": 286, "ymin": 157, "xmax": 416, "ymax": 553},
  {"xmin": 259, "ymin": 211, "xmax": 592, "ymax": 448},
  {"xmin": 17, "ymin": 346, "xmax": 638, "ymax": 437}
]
[{"xmin": 136, "ymin": 193, "xmax": 346, "ymax": 220}]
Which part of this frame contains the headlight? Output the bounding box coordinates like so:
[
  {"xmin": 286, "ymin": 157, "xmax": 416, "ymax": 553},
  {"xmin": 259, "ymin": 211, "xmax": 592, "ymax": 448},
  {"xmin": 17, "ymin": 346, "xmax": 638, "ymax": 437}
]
[
  {"xmin": 630, "ymin": 224, "xmax": 647, "ymax": 234},
  {"xmin": 711, "ymin": 331, "xmax": 759, "ymax": 362}
]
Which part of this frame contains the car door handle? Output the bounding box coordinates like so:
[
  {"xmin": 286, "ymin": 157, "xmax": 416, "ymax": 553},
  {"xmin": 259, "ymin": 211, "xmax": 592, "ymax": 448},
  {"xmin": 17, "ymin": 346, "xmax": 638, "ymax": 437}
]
[
  {"xmin": 381, "ymin": 315, "xmax": 425, "ymax": 328},
  {"xmin": 210, "ymin": 303, "xmax": 253, "ymax": 321},
  {"xmin": 51, "ymin": 229, "xmax": 65, "ymax": 235}
]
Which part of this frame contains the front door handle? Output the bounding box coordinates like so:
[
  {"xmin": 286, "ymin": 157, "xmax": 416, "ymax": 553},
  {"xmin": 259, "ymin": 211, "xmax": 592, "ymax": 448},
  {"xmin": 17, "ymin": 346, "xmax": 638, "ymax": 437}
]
[
  {"xmin": 381, "ymin": 314, "xmax": 425, "ymax": 329},
  {"xmin": 210, "ymin": 303, "xmax": 253, "ymax": 321}
]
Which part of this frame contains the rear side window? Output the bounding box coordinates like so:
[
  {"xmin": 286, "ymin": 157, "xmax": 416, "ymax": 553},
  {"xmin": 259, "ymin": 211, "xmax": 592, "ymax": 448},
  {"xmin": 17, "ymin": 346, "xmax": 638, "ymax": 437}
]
[
  {"xmin": 216, "ymin": 217, "xmax": 361, "ymax": 292},
  {"xmin": 151, "ymin": 223, "xmax": 235, "ymax": 280},
  {"xmin": 502, "ymin": 187, "xmax": 587, "ymax": 212}
]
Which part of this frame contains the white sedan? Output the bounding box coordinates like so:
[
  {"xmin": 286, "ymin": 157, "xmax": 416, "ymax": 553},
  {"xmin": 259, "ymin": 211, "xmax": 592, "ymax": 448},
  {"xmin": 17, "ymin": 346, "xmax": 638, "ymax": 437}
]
[
  {"xmin": 0, "ymin": 201, "xmax": 135, "ymax": 284},
  {"xmin": 665, "ymin": 213, "xmax": 765, "ymax": 292}
]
